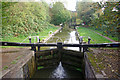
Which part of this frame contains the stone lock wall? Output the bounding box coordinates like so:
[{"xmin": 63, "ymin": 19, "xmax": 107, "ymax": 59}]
[{"xmin": 2, "ymin": 50, "xmax": 36, "ymax": 78}]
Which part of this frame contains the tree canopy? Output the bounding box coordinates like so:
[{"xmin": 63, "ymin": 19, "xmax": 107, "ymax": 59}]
[
  {"xmin": 50, "ymin": 2, "xmax": 71, "ymax": 25},
  {"xmin": 2, "ymin": 2, "xmax": 52, "ymax": 37}
]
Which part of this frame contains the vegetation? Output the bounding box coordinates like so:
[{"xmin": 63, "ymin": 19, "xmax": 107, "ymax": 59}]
[
  {"xmin": 87, "ymin": 52, "xmax": 104, "ymax": 73},
  {"xmin": 2, "ymin": 26, "xmax": 58, "ymax": 43},
  {"xmin": 3, "ymin": 66, "xmax": 8, "ymax": 70},
  {"xmin": 37, "ymin": 66, "xmax": 44, "ymax": 70},
  {"xmin": 87, "ymin": 27, "xmax": 118, "ymax": 41},
  {"xmin": 90, "ymin": 2, "xmax": 119, "ymax": 39},
  {"xmin": 50, "ymin": 2, "xmax": 71, "ymax": 25},
  {"xmin": 76, "ymin": 2, "xmax": 94, "ymax": 25},
  {"xmin": 76, "ymin": 1, "xmax": 119, "ymax": 41},
  {"xmin": 77, "ymin": 27, "xmax": 112, "ymax": 43},
  {"xmin": 1, "ymin": 2, "xmax": 61, "ymax": 43}
]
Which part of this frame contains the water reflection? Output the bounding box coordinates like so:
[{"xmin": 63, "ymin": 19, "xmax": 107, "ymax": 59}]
[
  {"xmin": 67, "ymin": 31, "xmax": 79, "ymax": 51},
  {"xmin": 47, "ymin": 29, "xmax": 79, "ymax": 51},
  {"xmin": 47, "ymin": 28, "xmax": 70, "ymax": 43}
]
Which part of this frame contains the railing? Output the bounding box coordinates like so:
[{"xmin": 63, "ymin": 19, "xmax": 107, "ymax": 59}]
[
  {"xmin": 1, "ymin": 41, "xmax": 120, "ymax": 54},
  {"xmin": 1, "ymin": 41, "xmax": 120, "ymax": 48}
]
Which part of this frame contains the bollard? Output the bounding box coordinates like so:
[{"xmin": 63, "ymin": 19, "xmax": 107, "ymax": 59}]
[
  {"xmin": 88, "ymin": 37, "xmax": 91, "ymax": 44},
  {"xmin": 57, "ymin": 42, "xmax": 63, "ymax": 61},
  {"xmin": 79, "ymin": 36, "xmax": 83, "ymax": 52},
  {"xmin": 39, "ymin": 39, "xmax": 40, "ymax": 43},
  {"xmin": 38, "ymin": 38, "xmax": 40, "ymax": 51},
  {"xmin": 29, "ymin": 36, "xmax": 33, "ymax": 50},
  {"xmin": 29, "ymin": 36, "xmax": 31, "ymax": 43},
  {"xmin": 33, "ymin": 46, "xmax": 36, "ymax": 52},
  {"xmin": 86, "ymin": 37, "xmax": 91, "ymax": 51},
  {"xmin": 74, "ymin": 26, "xmax": 76, "ymax": 29}
]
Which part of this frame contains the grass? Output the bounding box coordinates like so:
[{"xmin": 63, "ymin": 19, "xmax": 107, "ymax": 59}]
[
  {"xmin": 2, "ymin": 2, "xmax": 59, "ymax": 48},
  {"xmin": 77, "ymin": 27, "xmax": 112, "ymax": 44},
  {"xmin": 1, "ymin": 26, "xmax": 59, "ymax": 48},
  {"xmin": 37, "ymin": 66, "xmax": 44, "ymax": 70},
  {"xmin": 87, "ymin": 27, "xmax": 118, "ymax": 42},
  {"xmin": 10, "ymin": 55, "xmax": 23, "ymax": 64},
  {"xmin": 16, "ymin": 55, "xmax": 22, "ymax": 60},
  {"xmin": 2, "ymin": 55, "xmax": 23, "ymax": 70},
  {"xmin": 11, "ymin": 60, "xmax": 17, "ymax": 64},
  {"xmin": 3, "ymin": 66, "xmax": 8, "ymax": 70},
  {"xmin": 87, "ymin": 52, "xmax": 104, "ymax": 73},
  {"xmin": 76, "ymin": 68, "xmax": 82, "ymax": 72}
]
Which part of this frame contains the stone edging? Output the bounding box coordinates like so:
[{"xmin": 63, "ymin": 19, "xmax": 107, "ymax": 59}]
[{"xmin": 43, "ymin": 27, "xmax": 62, "ymax": 43}]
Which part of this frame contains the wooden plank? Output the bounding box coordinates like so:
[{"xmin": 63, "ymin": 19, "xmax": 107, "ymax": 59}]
[
  {"xmin": 62, "ymin": 56, "xmax": 83, "ymax": 63},
  {"xmin": 62, "ymin": 49, "xmax": 83, "ymax": 58},
  {"xmin": 37, "ymin": 57, "xmax": 59, "ymax": 62},
  {"xmin": 37, "ymin": 59, "xmax": 59, "ymax": 66},
  {"xmin": 35, "ymin": 49, "xmax": 58, "ymax": 57},
  {"xmin": 62, "ymin": 61, "xmax": 82, "ymax": 68}
]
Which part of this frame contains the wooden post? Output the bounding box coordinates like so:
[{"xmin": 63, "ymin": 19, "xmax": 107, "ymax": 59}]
[
  {"xmin": 33, "ymin": 46, "xmax": 36, "ymax": 52},
  {"xmin": 79, "ymin": 36, "xmax": 83, "ymax": 52},
  {"xmin": 57, "ymin": 42, "xmax": 63, "ymax": 61},
  {"xmin": 29, "ymin": 36, "xmax": 33, "ymax": 50},
  {"xmin": 29, "ymin": 37, "xmax": 31, "ymax": 43},
  {"xmin": 38, "ymin": 39, "xmax": 40, "ymax": 51},
  {"xmin": 86, "ymin": 37, "xmax": 91, "ymax": 51},
  {"xmin": 88, "ymin": 37, "xmax": 91, "ymax": 44},
  {"xmin": 74, "ymin": 26, "xmax": 76, "ymax": 29},
  {"xmin": 37, "ymin": 36, "xmax": 40, "ymax": 51}
]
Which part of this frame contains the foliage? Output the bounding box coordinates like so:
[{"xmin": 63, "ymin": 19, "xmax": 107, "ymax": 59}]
[
  {"xmin": 2, "ymin": 2, "xmax": 54, "ymax": 38},
  {"xmin": 50, "ymin": 2, "xmax": 71, "ymax": 25},
  {"xmin": 76, "ymin": 1, "xmax": 119, "ymax": 41},
  {"xmin": 76, "ymin": 2, "xmax": 94, "ymax": 24},
  {"xmin": 90, "ymin": 2, "xmax": 119, "ymax": 39},
  {"xmin": 2, "ymin": 25, "xmax": 58, "ymax": 43}
]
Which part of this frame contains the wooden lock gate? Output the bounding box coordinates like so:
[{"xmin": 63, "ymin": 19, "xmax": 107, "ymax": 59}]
[{"xmin": 1, "ymin": 41, "xmax": 120, "ymax": 79}]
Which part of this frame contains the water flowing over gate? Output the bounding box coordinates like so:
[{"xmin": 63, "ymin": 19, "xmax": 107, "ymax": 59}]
[
  {"xmin": 35, "ymin": 49, "xmax": 84, "ymax": 71},
  {"xmin": 35, "ymin": 48, "xmax": 84, "ymax": 78}
]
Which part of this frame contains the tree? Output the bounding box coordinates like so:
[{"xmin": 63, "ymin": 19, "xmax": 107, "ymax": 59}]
[
  {"xmin": 50, "ymin": 2, "xmax": 71, "ymax": 25},
  {"xmin": 76, "ymin": 1, "xmax": 95, "ymax": 24}
]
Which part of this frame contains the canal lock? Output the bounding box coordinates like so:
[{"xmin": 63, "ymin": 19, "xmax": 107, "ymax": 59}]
[{"xmin": 32, "ymin": 28, "xmax": 85, "ymax": 79}]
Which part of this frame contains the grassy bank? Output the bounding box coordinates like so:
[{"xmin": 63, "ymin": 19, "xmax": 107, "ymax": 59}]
[
  {"xmin": 77, "ymin": 27, "xmax": 112, "ymax": 44},
  {"xmin": 2, "ymin": 26, "xmax": 59, "ymax": 43},
  {"xmin": 87, "ymin": 27, "xmax": 119, "ymax": 42},
  {"xmin": 1, "ymin": 2, "xmax": 60, "ymax": 48},
  {"xmin": 1, "ymin": 26, "xmax": 59, "ymax": 48}
]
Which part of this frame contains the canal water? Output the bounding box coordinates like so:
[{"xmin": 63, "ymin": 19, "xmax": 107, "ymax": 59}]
[{"xmin": 32, "ymin": 28, "xmax": 84, "ymax": 79}]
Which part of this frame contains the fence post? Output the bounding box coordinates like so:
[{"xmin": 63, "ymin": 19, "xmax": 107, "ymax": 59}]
[
  {"xmin": 29, "ymin": 36, "xmax": 31, "ymax": 43},
  {"xmin": 33, "ymin": 46, "xmax": 36, "ymax": 52},
  {"xmin": 38, "ymin": 38, "xmax": 40, "ymax": 51},
  {"xmin": 88, "ymin": 37, "xmax": 91, "ymax": 44},
  {"xmin": 74, "ymin": 26, "xmax": 76, "ymax": 29},
  {"xmin": 29, "ymin": 36, "xmax": 33, "ymax": 50},
  {"xmin": 57, "ymin": 42, "xmax": 63, "ymax": 61},
  {"xmin": 79, "ymin": 36, "xmax": 83, "ymax": 52},
  {"xmin": 86, "ymin": 37, "xmax": 91, "ymax": 51}
]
